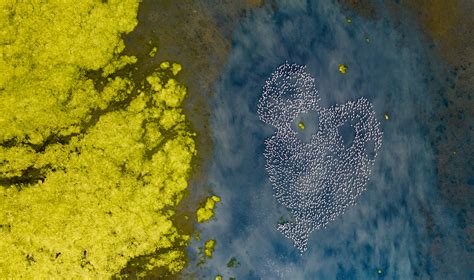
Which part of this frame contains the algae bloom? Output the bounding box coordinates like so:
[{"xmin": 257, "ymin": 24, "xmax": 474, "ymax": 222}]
[{"xmin": 0, "ymin": 0, "xmax": 196, "ymax": 277}]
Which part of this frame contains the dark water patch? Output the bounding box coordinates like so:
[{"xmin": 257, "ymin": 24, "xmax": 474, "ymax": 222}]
[
  {"xmin": 338, "ymin": 121, "xmax": 356, "ymax": 148},
  {"xmin": 364, "ymin": 139, "xmax": 376, "ymax": 160}
]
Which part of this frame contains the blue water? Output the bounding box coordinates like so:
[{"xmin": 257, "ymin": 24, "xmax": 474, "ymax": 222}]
[{"xmin": 187, "ymin": 1, "xmax": 469, "ymax": 278}]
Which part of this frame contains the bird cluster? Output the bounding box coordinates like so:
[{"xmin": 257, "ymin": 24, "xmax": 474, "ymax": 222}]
[{"xmin": 258, "ymin": 63, "xmax": 383, "ymax": 252}]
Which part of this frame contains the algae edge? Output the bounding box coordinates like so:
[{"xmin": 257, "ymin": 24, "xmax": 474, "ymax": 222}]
[{"xmin": 0, "ymin": 1, "xmax": 197, "ymax": 278}]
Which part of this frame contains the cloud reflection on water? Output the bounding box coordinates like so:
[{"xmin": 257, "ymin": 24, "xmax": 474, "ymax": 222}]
[{"xmin": 187, "ymin": 0, "xmax": 467, "ymax": 278}]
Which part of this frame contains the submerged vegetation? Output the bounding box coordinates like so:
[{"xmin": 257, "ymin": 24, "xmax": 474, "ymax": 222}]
[
  {"xmin": 0, "ymin": 0, "xmax": 197, "ymax": 277},
  {"xmin": 226, "ymin": 257, "xmax": 240, "ymax": 268}
]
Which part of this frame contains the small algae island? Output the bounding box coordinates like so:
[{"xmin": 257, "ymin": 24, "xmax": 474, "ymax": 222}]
[
  {"xmin": 196, "ymin": 195, "xmax": 221, "ymax": 223},
  {"xmin": 0, "ymin": 0, "xmax": 200, "ymax": 278}
]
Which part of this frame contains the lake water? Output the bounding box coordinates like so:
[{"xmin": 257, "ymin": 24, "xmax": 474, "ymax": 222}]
[{"xmin": 187, "ymin": 1, "xmax": 469, "ymax": 278}]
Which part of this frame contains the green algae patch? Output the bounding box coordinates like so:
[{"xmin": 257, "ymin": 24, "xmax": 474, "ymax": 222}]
[
  {"xmin": 196, "ymin": 195, "xmax": 221, "ymax": 223},
  {"xmin": 102, "ymin": 55, "xmax": 138, "ymax": 77},
  {"xmin": 298, "ymin": 121, "xmax": 305, "ymax": 130},
  {"xmin": 203, "ymin": 239, "xmax": 216, "ymax": 258},
  {"xmin": 149, "ymin": 47, "xmax": 158, "ymax": 57},
  {"xmin": 338, "ymin": 63, "xmax": 348, "ymax": 74},
  {"xmin": 0, "ymin": 0, "xmax": 139, "ymax": 145},
  {"xmin": 0, "ymin": 0, "xmax": 197, "ymax": 278}
]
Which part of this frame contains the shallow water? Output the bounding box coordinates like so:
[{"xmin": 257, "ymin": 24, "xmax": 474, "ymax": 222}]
[{"xmin": 187, "ymin": 1, "xmax": 470, "ymax": 278}]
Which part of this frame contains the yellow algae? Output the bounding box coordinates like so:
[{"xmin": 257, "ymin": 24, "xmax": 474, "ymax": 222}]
[
  {"xmin": 171, "ymin": 63, "xmax": 182, "ymax": 76},
  {"xmin": 384, "ymin": 113, "xmax": 390, "ymax": 120},
  {"xmin": 196, "ymin": 195, "xmax": 221, "ymax": 223},
  {"xmin": 197, "ymin": 239, "xmax": 216, "ymax": 265},
  {"xmin": 196, "ymin": 207, "xmax": 214, "ymax": 223},
  {"xmin": 0, "ymin": 0, "xmax": 197, "ymax": 278},
  {"xmin": 140, "ymin": 250, "xmax": 188, "ymax": 275},
  {"xmin": 346, "ymin": 17, "xmax": 352, "ymax": 24},
  {"xmin": 204, "ymin": 239, "xmax": 216, "ymax": 258},
  {"xmin": 215, "ymin": 275, "xmax": 223, "ymax": 280},
  {"xmin": 149, "ymin": 46, "xmax": 158, "ymax": 57},
  {"xmin": 298, "ymin": 121, "xmax": 305, "ymax": 130},
  {"xmin": 160, "ymin": 61, "xmax": 171, "ymax": 70},
  {"xmin": 0, "ymin": 0, "xmax": 139, "ymax": 144},
  {"xmin": 146, "ymin": 72, "xmax": 163, "ymax": 91},
  {"xmin": 102, "ymin": 55, "xmax": 138, "ymax": 77},
  {"xmin": 338, "ymin": 64, "xmax": 348, "ymax": 74}
]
